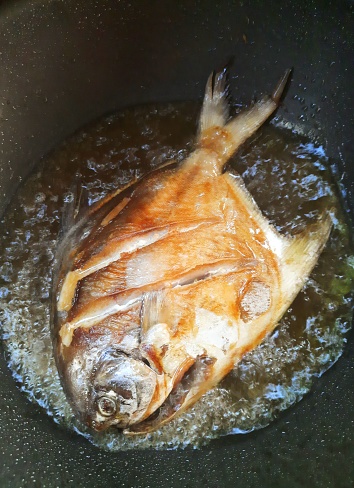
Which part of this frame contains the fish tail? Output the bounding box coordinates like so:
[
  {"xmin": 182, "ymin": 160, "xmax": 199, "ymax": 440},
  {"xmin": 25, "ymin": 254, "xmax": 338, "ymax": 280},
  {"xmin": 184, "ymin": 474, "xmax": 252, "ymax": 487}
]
[
  {"xmin": 198, "ymin": 68, "xmax": 230, "ymax": 137},
  {"xmin": 197, "ymin": 68, "xmax": 291, "ymax": 167}
]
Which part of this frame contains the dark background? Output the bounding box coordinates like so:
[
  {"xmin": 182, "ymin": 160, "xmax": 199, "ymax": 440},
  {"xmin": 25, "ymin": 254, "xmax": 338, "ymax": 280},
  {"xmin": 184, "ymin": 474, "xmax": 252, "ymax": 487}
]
[{"xmin": 0, "ymin": 1, "xmax": 353, "ymax": 486}]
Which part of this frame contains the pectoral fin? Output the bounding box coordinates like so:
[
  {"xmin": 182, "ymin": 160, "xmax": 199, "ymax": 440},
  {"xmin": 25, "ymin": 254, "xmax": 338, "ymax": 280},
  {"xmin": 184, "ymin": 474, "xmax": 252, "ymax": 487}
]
[
  {"xmin": 140, "ymin": 290, "xmax": 199, "ymax": 380},
  {"xmin": 140, "ymin": 290, "xmax": 172, "ymax": 374}
]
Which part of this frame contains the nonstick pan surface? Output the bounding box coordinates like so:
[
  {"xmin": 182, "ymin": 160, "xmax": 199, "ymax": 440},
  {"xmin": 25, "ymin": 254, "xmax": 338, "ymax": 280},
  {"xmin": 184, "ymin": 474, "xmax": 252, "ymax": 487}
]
[{"xmin": 0, "ymin": 1, "xmax": 353, "ymax": 487}]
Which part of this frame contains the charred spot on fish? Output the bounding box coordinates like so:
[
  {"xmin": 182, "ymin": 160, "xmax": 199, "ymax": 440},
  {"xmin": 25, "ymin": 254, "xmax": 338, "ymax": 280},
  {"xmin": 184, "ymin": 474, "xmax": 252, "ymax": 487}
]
[
  {"xmin": 115, "ymin": 385, "xmax": 133, "ymax": 400},
  {"xmin": 201, "ymin": 355, "xmax": 217, "ymax": 366},
  {"xmin": 70, "ymin": 327, "xmax": 92, "ymax": 347},
  {"xmin": 97, "ymin": 395, "xmax": 117, "ymax": 417},
  {"xmin": 161, "ymin": 343, "xmax": 169, "ymax": 356},
  {"xmin": 240, "ymin": 280, "xmax": 271, "ymax": 322}
]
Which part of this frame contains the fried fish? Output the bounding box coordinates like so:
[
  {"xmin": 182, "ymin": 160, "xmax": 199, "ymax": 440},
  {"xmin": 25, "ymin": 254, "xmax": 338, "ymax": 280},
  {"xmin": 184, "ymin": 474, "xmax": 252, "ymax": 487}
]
[{"xmin": 52, "ymin": 68, "xmax": 332, "ymax": 434}]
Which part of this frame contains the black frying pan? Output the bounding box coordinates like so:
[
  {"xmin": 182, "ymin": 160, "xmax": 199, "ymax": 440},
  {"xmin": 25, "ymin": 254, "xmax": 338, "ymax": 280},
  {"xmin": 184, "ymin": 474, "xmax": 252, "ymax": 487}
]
[{"xmin": 0, "ymin": 0, "xmax": 353, "ymax": 486}]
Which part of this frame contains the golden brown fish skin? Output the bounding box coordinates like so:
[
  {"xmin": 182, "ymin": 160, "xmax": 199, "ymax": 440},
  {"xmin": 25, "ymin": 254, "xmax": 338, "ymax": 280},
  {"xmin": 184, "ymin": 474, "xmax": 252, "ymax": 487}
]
[{"xmin": 52, "ymin": 68, "xmax": 332, "ymax": 434}]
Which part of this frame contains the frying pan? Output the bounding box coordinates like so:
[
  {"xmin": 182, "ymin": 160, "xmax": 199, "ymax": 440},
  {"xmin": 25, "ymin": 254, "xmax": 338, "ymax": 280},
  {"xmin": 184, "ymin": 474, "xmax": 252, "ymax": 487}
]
[{"xmin": 0, "ymin": 0, "xmax": 353, "ymax": 486}]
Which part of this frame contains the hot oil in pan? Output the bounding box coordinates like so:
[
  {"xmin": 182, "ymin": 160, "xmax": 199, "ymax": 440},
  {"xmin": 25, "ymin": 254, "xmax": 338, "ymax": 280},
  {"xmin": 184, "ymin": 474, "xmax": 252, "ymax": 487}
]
[{"xmin": 0, "ymin": 102, "xmax": 353, "ymax": 450}]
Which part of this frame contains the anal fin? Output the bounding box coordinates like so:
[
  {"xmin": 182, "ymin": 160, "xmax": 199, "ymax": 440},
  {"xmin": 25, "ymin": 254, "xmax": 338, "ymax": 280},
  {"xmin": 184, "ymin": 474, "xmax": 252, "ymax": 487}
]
[
  {"xmin": 223, "ymin": 170, "xmax": 334, "ymax": 322},
  {"xmin": 277, "ymin": 210, "xmax": 334, "ymax": 319}
]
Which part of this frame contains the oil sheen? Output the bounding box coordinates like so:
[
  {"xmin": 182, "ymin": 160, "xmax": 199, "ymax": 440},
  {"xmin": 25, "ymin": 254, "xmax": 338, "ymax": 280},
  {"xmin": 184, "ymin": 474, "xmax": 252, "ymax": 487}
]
[{"xmin": 0, "ymin": 102, "xmax": 353, "ymax": 450}]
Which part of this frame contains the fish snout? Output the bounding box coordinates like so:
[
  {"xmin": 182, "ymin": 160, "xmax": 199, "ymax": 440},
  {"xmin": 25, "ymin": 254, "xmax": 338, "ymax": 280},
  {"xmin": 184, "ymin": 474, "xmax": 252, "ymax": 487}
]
[{"xmin": 87, "ymin": 352, "xmax": 158, "ymax": 431}]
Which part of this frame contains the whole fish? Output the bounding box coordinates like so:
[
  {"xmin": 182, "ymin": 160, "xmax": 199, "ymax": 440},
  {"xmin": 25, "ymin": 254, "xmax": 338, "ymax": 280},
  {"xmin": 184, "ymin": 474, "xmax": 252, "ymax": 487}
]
[{"xmin": 52, "ymin": 68, "xmax": 332, "ymax": 435}]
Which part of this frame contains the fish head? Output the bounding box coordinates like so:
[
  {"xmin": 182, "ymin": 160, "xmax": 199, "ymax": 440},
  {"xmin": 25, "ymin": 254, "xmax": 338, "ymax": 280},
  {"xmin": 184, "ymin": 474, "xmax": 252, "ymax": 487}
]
[
  {"xmin": 59, "ymin": 338, "xmax": 160, "ymax": 432},
  {"xmin": 86, "ymin": 349, "xmax": 158, "ymax": 431}
]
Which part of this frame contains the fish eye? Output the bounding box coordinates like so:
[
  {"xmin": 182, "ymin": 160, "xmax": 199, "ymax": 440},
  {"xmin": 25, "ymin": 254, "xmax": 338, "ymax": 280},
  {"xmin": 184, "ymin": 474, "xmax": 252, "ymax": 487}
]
[{"xmin": 97, "ymin": 395, "xmax": 117, "ymax": 417}]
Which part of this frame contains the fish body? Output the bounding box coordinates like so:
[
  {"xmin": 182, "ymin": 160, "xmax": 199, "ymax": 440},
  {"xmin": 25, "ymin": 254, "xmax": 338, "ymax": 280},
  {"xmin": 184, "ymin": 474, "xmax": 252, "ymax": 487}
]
[{"xmin": 52, "ymin": 69, "xmax": 332, "ymax": 434}]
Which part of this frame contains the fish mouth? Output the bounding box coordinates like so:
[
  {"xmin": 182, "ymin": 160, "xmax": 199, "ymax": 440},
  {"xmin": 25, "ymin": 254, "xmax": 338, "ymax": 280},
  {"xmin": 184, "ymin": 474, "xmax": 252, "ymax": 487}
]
[{"xmin": 87, "ymin": 412, "xmax": 130, "ymax": 432}]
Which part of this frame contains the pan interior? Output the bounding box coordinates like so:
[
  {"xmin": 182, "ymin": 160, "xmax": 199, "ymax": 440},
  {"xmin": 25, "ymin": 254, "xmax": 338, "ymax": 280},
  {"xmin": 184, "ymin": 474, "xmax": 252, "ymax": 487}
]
[{"xmin": 0, "ymin": 101, "xmax": 353, "ymax": 450}]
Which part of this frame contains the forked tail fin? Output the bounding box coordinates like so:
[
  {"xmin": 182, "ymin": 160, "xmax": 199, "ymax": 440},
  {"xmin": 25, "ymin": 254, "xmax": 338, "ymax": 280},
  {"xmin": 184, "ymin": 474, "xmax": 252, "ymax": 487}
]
[
  {"xmin": 197, "ymin": 68, "xmax": 291, "ymax": 168},
  {"xmin": 198, "ymin": 68, "xmax": 230, "ymax": 136}
]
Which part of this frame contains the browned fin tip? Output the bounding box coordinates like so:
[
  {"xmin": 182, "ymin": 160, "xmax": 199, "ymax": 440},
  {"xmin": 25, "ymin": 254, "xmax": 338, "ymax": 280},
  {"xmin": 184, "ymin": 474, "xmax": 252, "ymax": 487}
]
[{"xmin": 271, "ymin": 69, "xmax": 292, "ymax": 104}]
